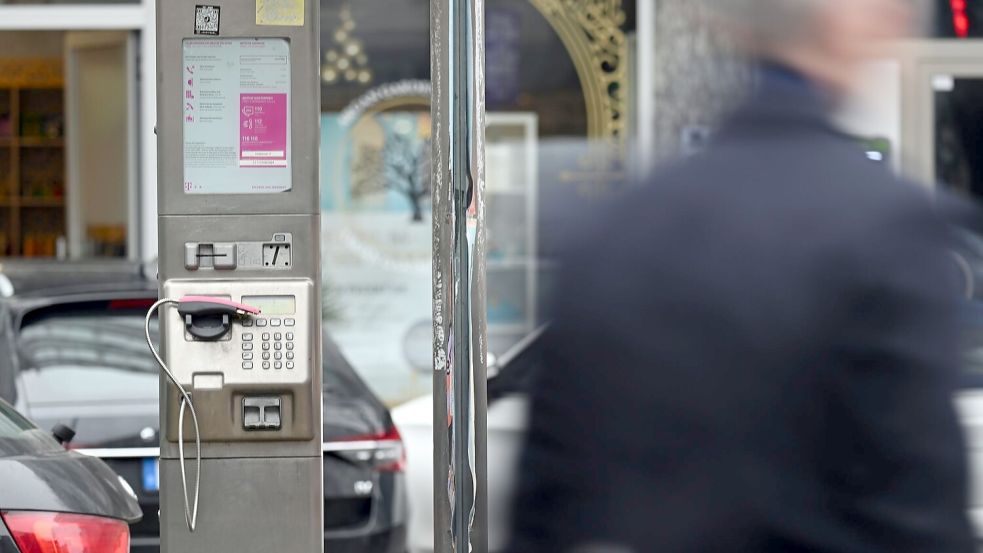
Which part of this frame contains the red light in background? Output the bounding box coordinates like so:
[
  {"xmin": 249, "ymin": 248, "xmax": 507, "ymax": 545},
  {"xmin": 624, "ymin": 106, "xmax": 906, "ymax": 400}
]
[
  {"xmin": 108, "ymin": 298, "xmax": 156, "ymax": 310},
  {"xmin": 952, "ymin": 0, "xmax": 970, "ymax": 38}
]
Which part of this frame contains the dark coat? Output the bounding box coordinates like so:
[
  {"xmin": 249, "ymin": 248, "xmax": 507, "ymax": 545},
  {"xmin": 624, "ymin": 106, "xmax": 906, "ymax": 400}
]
[{"xmin": 508, "ymin": 69, "xmax": 977, "ymax": 553}]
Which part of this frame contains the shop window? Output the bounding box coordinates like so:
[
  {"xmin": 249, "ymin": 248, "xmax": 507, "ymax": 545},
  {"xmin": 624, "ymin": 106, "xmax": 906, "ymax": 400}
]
[
  {"xmin": 317, "ymin": 0, "xmax": 636, "ymax": 405},
  {"xmin": 0, "ymin": 0, "xmax": 137, "ymax": 4},
  {"xmin": 0, "ymin": 31, "xmax": 135, "ymax": 259}
]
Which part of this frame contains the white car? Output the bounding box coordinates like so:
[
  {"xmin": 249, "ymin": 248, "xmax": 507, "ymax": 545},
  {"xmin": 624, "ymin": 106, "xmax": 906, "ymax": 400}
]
[
  {"xmin": 392, "ymin": 329, "xmax": 542, "ymax": 553},
  {"xmin": 957, "ymin": 390, "xmax": 983, "ymax": 537}
]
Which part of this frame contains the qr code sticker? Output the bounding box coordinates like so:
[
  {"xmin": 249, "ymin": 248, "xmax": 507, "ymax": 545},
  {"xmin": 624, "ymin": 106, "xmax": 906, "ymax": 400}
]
[{"xmin": 194, "ymin": 5, "xmax": 220, "ymax": 35}]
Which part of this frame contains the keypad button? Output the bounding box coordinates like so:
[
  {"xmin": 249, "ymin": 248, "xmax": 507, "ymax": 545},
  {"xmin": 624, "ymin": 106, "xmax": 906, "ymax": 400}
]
[
  {"xmin": 242, "ymin": 333, "xmax": 253, "ymax": 341},
  {"xmin": 242, "ymin": 343, "xmax": 253, "ymax": 351},
  {"xmin": 274, "ymin": 352, "xmax": 282, "ymax": 360},
  {"xmin": 242, "ymin": 352, "xmax": 253, "ymax": 360},
  {"xmin": 285, "ymin": 319, "xmax": 295, "ymax": 327},
  {"xmin": 285, "ymin": 342, "xmax": 294, "ymax": 351},
  {"xmin": 262, "ymin": 343, "xmax": 271, "ymax": 351},
  {"xmin": 274, "ymin": 361, "xmax": 282, "ymax": 370},
  {"xmin": 286, "ymin": 332, "xmax": 294, "ymax": 340},
  {"xmin": 242, "ymin": 362, "xmax": 253, "ymax": 370},
  {"xmin": 274, "ymin": 342, "xmax": 282, "ymax": 351},
  {"xmin": 286, "ymin": 362, "xmax": 294, "ymax": 370},
  {"xmin": 262, "ymin": 352, "xmax": 271, "ymax": 360},
  {"xmin": 274, "ymin": 333, "xmax": 282, "ymax": 341},
  {"xmin": 262, "ymin": 361, "xmax": 270, "ymax": 370},
  {"xmin": 256, "ymin": 319, "xmax": 268, "ymax": 327},
  {"xmin": 270, "ymin": 318, "xmax": 282, "ymax": 327},
  {"xmin": 286, "ymin": 352, "xmax": 294, "ymax": 360},
  {"xmin": 242, "ymin": 319, "xmax": 254, "ymax": 327},
  {"xmin": 262, "ymin": 333, "xmax": 270, "ymax": 341}
]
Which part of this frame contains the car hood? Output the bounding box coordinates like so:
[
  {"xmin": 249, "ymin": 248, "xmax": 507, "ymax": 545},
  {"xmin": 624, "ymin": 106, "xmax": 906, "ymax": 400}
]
[{"xmin": 0, "ymin": 433, "xmax": 141, "ymax": 523}]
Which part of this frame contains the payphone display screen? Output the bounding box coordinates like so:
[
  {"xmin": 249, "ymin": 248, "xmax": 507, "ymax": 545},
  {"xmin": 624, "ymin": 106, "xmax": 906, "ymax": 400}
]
[
  {"xmin": 241, "ymin": 295, "xmax": 296, "ymax": 315},
  {"xmin": 182, "ymin": 38, "xmax": 292, "ymax": 194}
]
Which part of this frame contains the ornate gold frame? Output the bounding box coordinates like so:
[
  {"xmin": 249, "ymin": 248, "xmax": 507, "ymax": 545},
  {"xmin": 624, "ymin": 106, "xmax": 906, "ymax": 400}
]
[
  {"xmin": 528, "ymin": 0, "xmax": 627, "ymax": 149},
  {"xmin": 352, "ymin": 1, "xmax": 629, "ymax": 163}
]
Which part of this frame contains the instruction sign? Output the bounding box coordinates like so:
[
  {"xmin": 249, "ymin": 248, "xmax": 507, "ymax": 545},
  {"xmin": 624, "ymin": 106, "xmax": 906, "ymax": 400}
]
[{"xmin": 182, "ymin": 38, "xmax": 292, "ymax": 194}]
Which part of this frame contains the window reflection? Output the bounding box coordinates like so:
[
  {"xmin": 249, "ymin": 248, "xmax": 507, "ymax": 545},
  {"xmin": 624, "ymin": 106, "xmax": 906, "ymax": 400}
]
[
  {"xmin": 18, "ymin": 314, "xmax": 159, "ymax": 404},
  {"xmin": 319, "ymin": 0, "xmax": 635, "ymax": 405}
]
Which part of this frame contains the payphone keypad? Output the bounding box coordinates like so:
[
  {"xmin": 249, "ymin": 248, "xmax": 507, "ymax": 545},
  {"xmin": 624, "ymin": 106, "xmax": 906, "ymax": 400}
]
[{"xmin": 244, "ymin": 318, "xmax": 297, "ymax": 369}]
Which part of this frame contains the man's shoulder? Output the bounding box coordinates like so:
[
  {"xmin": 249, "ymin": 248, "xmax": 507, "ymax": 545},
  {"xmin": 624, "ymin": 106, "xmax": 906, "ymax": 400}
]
[
  {"xmin": 603, "ymin": 141, "xmax": 941, "ymax": 272},
  {"xmin": 646, "ymin": 132, "xmax": 930, "ymax": 221}
]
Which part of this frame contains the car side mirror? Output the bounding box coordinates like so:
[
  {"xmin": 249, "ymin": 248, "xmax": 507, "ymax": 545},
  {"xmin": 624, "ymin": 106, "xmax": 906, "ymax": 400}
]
[{"xmin": 51, "ymin": 423, "xmax": 76, "ymax": 446}]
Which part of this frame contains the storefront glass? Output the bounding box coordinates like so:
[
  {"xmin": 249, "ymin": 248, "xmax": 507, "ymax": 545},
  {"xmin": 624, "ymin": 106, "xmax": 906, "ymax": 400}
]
[
  {"xmin": 0, "ymin": 30, "xmax": 135, "ymax": 259},
  {"xmin": 318, "ymin": 0, "xmax": 637, "ymax": 405},
  {"xmin": 0, "ymin": 0, "xmax": 138, "ymax": 3}
]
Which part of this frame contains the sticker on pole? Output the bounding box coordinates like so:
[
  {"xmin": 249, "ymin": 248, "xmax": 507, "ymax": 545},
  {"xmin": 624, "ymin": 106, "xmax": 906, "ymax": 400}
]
[
  {"xmin": 194, "ymin": 5, "xmax": 220, "ymax": 35},
  {"xmin": 182, "ymin": 38, "xmax": 292, "ymax": 194}
]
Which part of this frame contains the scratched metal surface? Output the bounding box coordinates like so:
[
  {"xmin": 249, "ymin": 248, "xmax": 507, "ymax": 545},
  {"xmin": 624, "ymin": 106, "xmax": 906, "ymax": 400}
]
[{"xmin": 430, "ymin": 0, "xmax": 488, "ymax": 550}]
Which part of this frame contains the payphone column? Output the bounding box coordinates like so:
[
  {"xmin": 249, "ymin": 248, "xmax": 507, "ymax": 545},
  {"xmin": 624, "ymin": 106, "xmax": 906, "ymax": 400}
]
[{"xmin": 155, "ymin": 2, "xmax": 323, "ymax": 552}]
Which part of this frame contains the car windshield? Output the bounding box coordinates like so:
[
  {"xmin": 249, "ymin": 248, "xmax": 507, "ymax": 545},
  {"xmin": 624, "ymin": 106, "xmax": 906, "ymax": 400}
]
[
  {"xmin": 0, "ymin": 398, "xmax": 61, "ymax": 457},
  {"xmin": 322, "ymin": 331, "xmax": 374, "ymax": 397},
  {"xmin": 13, "ymin": 300, "xmax": 383, "ymax": 448},
  {"xmin": 487, "ymin": 329, "xmax": 545, "ymax": 401},
  {"xmin": 0, "ymin": 399, "xmax": 34, "ymax": 437},
  {"xmin": 951, "ymin": 230, "xmax": 983, "ymax": 387},
  {"xmin": 963, "ymin": 301, "xmax": 983, "ymax": 387},
  {"xmin": 17, "ymin": 303, "xmax": 160, "ymax": 405}
]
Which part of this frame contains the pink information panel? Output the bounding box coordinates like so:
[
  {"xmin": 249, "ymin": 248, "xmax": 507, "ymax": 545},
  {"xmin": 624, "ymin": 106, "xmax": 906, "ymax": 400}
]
[{"xmin": 240, "ymin": 93, "xmax": 288, "ymax": 167}]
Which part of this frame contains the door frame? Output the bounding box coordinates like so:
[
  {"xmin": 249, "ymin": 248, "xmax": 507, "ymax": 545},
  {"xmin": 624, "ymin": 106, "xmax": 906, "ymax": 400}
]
[
  {"xmin": 64, "ymin": 31, "xmax": 139, "ymax": 260},
  {"xmin": 898, "ymin": 40, "xmax": 983, "ymax": 187}
]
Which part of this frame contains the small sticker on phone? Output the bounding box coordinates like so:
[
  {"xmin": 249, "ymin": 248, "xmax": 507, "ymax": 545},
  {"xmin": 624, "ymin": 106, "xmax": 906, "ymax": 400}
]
[{"xmin": 194, "ymin": 5, "xmax": 220, "ymax": 35}]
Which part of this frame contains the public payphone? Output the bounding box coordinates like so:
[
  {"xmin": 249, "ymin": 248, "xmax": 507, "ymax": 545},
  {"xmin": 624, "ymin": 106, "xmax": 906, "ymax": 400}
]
[{"xmin": 151, "ymin": 2, "xmax": 323, "ymax": 552}]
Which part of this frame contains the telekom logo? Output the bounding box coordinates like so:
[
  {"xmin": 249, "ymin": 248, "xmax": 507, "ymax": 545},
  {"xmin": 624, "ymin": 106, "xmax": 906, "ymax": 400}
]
[{"xmin": 952, "ymin": 0, "xmax": 970, "ymax": 38}]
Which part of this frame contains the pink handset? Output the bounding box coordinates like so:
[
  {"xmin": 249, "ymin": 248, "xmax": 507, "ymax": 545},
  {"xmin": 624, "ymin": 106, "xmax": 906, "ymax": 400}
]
[{"xmin": 178, "ymin": 295, "xmax": 262, "ymax": 315}]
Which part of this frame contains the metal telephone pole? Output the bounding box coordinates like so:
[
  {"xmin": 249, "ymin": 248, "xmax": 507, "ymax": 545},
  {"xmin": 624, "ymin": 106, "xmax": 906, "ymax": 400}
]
[{"xmin": 431, "ymin": 0, "xmax": 487, "ymax": 550}]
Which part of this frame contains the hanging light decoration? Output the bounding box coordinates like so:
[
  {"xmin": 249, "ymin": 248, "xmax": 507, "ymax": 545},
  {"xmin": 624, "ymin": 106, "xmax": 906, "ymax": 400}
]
[{"xmin": 321, "ymin": 4, "xmax": 373, "ymax": 85}]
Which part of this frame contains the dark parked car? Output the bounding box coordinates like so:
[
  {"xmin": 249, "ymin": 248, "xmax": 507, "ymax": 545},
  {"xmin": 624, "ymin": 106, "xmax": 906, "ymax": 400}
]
[
  {"xmin": 0, "ymin": 396, "xmax": 141, "ymax": 553},
  {"xmin": 0, "ymin": 262, "xmax": 408, "ymax": 553}
]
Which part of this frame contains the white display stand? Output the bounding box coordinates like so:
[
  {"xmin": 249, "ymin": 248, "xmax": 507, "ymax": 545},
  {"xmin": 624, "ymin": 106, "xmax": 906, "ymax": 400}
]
[{"xmin": 485, "ymin": 112, "xmax": 538, "ymax": 354}]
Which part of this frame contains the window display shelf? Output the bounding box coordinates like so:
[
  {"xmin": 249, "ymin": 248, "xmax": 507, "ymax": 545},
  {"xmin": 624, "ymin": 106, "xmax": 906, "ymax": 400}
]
[
  {"xmin": 0, "ymin": 197, "xmax": 65, "ymax": 208},
  {"xmin": 19, "ymin": 137, "xmax": 64, "ymax": 148},
  {"xmin": 485, "ymin": 112, "xmax": 539, "ymax": 348},
  {"xmin": 0, "ymin": 62, "xmax": 66, "ymax": 258}
]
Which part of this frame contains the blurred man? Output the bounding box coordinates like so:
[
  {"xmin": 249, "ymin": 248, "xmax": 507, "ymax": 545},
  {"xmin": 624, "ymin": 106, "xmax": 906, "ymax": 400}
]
[{"xmin": 508, "ymin": 0, "xmax": 977, "ymax": 551}]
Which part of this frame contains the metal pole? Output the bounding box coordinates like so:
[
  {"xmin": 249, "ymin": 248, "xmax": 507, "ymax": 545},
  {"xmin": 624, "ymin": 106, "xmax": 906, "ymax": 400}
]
[{"xmin": 431, "ymin": 0, "xmax": 487, "ymax": 549}]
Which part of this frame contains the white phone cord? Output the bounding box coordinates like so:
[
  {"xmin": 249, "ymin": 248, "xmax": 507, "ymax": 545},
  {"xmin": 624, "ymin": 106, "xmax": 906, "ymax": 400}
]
[{"xmin": 145, "ymin": 298, "xmax": 201, "ymax": 532}]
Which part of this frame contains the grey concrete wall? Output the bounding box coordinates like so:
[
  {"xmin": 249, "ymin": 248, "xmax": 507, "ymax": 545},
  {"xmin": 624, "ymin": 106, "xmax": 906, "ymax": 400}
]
[{"xmin": 652, "ymin": 0, "xmax": 751, "ymax": 160}]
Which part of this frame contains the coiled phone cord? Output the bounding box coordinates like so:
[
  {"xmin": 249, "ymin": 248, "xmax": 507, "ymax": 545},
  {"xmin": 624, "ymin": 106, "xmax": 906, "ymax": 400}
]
[{"xmin": 145, "ymin": 298, "xmax": 201, "ymax": 533}]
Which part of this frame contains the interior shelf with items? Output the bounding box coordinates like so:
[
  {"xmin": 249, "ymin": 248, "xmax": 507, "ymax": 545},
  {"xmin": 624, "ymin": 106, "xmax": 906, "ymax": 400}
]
[
  {"xmin": 0, "ymin": 59, "xmax": 66, "ymax": 258},
  {"xmin": 485, "ymin": 113, "xmax": 539, "ymax": 354}
]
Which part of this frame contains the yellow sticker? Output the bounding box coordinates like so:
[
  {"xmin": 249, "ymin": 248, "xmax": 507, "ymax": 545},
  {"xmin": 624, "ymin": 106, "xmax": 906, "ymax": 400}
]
[{"xmin": 256, "ymin": 0, "xmax": 304, "ymax": 26}]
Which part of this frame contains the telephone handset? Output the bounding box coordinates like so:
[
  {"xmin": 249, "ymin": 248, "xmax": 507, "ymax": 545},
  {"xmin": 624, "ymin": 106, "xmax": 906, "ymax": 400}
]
[{"xmin": 177, "ymin": 296, "xmax": 261, "ymax": 340}]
